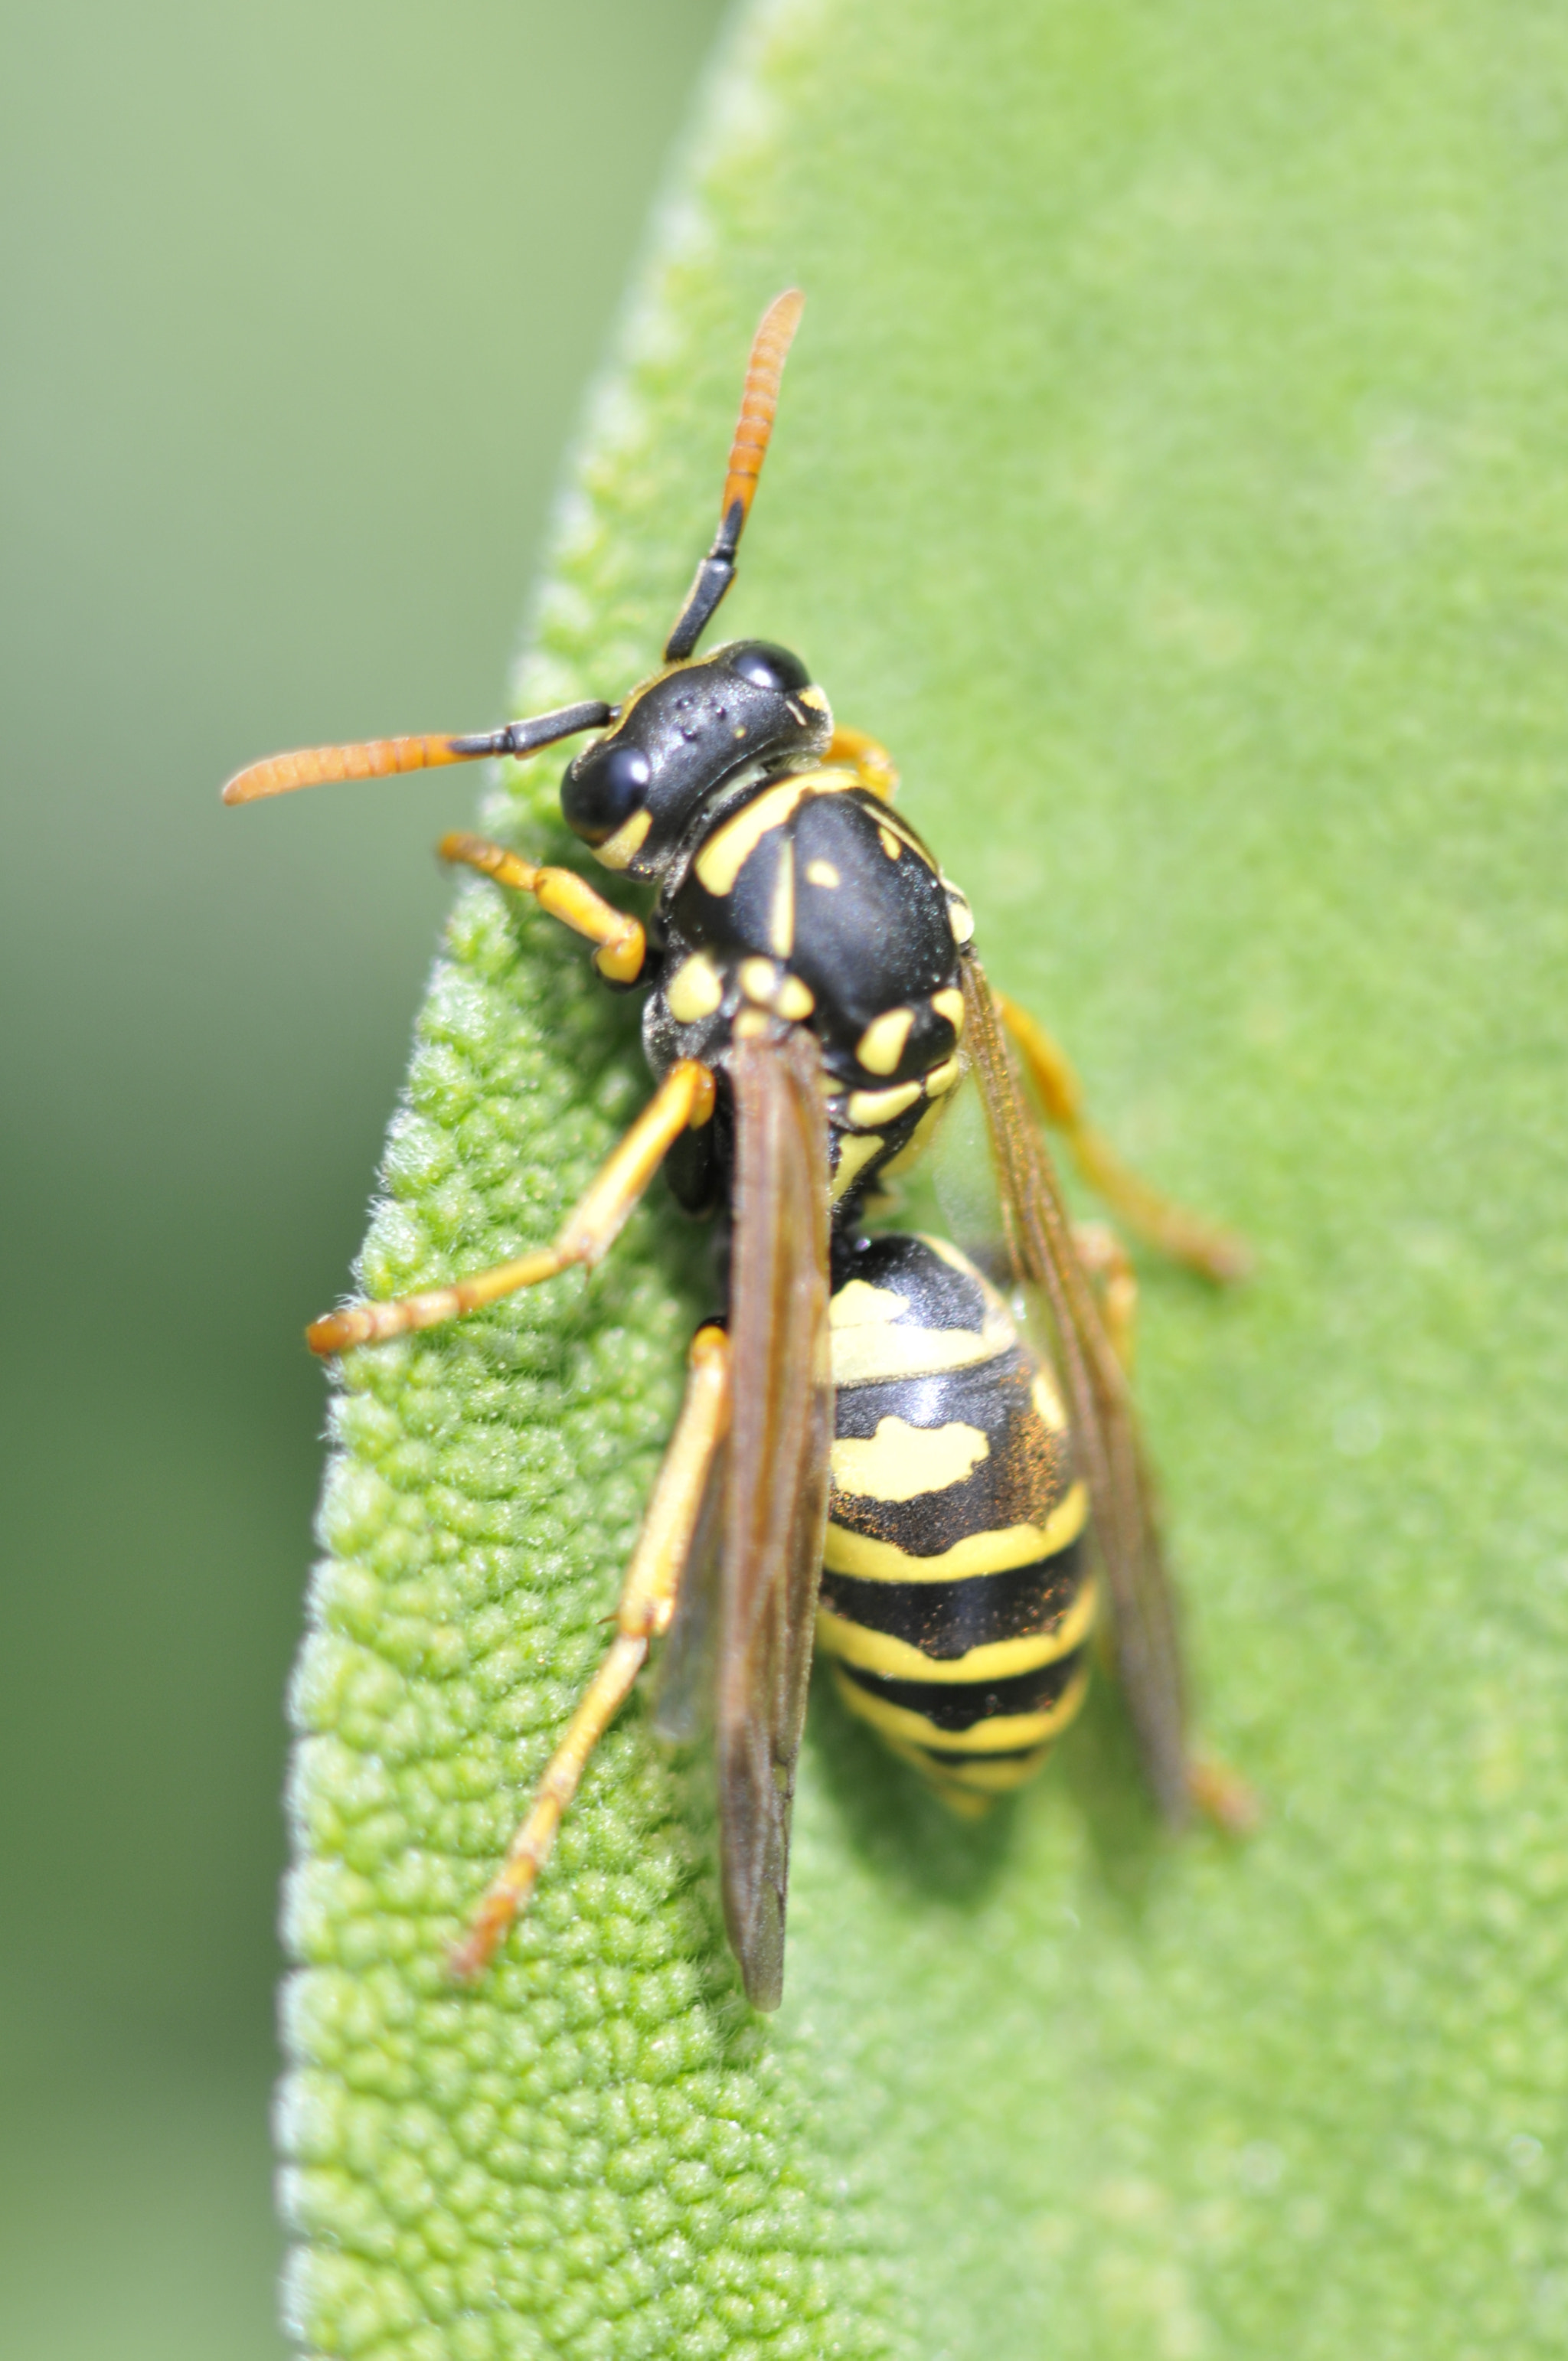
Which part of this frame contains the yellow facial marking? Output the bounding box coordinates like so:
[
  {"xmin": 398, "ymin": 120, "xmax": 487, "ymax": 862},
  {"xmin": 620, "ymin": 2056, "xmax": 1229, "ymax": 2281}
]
[
  {"xmin": 739, "ymin": 957, "xmax": 777, "ymax": 1004},
  {"xmin": 595, "ymin": 805, "xmax": 652, "ymax": 871},
  {"xmin": 856, "ymin": 1007, "xmax": 915, "ymax": 1076},
  {"xmin": 923, "ymin": 1056, "xmax": 961, "ymax": 1096},
  {"xmin": 931, "ymin": 987, "xmax": 965, "ymax": 1035},
  {"xmin": 832, "ymin": 1416, "xmax": 990, "ymax": 1504},
  {"xmin": 848, "ymin": 1079, "xmax": 923, "ymax": 1128},
  {"xmin": 798, "ymin": 684, "xmax": 830, "ymax": 711},
  {"xmin": 877, "ymin": 824, "xmax": 902, "ymax": 862},
  {"xmin": 665, "ymin": 952, "xmax": 725, "ymax": 1026},
  {"xmin": 815, "ymin": 1576, "xmax": 1097, "ymax": 1683},
  {"xmin": 776, "ymin": 974, "xmax": 815, "ymax": 1021},
  {"xmin": 830, "ymin": 1130, "xmax": 885, "ymax": 1204},
  {"xmin": 823, "ymin": 1481, "xmax": 1089, "ymax": 1582},
  {"xmin": 733, "ymin": 1007, "xmax": 770, "ymax": 1040},
  {"xmin": 805, "ymin": 858, "xmax": 840, "ymax": 889},
  {"xmin": 693, "ymin": 766, "xmax": 859, "ymax": 898},
  {"xmin": 830, "ymin": 1661, "xmax": 1091, "ymax": 1754},
  {"xmin": 946, "ymin": 893, "xmax": 975, "ymax": 946},
  {"xmin": 1031, "ymin": 1367, "xmax": 1068, "ymax": 1433}
]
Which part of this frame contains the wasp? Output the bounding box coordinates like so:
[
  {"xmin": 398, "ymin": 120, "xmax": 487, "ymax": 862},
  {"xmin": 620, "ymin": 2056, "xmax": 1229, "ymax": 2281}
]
[{"xmin": 226, "ymin": 292, "xmax": 1250, "ymax": 2010}]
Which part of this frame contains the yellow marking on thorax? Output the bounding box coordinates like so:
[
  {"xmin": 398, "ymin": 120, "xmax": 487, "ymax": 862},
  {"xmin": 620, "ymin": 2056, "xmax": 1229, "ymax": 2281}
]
[
  {"xmin": 930, "ymin": 987, "xmax": 965, "ymax": 1034},
  {"xmin": 739, "ymin": 956, "xmax": 776, "ymax": 1004},
  {"xmin": 693, "ymin": 766, "xmax": 858, "ymax": 898},
  {"xmin": 945, "ymin": 890, "xmax": 975, "ymax": 945},
  {"xmin": 856, "ymin": 1007, "xmax": 915, "ymax": 1075},
  {"xmin": 805, "ymin": 857, "xmax": 840, "ymax": 888},
  {"xmin": 776, "ymin": 974, "xmax": 815, "ymax": 1020},
  {"xmin": 733, "ymin": 1008, "xmax": 770, "ymax": 1041},
  {"xmin": 830, "ymin": 1131, "xmax": 885, "ymax": 1204},
  {"xmin": 596, "ymin": 806, "xmax": 652, "ymax": 871},
  {"xmin": 829, "ymin": 1660, "xmax": 1091, "ymax": 1754},
  {"xmin": 666, "ymin": 952, "xmax": 725, "ymax": 1025},
  {"xmin": 923, "ymin": 1056, "xmax": 960, "ymax": 1096},
  {"xmin": 877, "ymin": 823, "xmax": 902, "ymax": 861},
  {"xmin": 831, "ymin": 1416, "xmax": 990, "ymax": 1504},
  {"xmin": 848, "ymin": 1079, "xmax": 922, "ymax": 1128},
  {"xmin": 871, "ymin": 810, "xmax": 937, "ymax": 867},
  {"xmin": 824, "ymin": 1481, "xmax": 1089, "ymax": 1581},
  {"xmin": 769, "ymin": 838, "xmax": 795, "ymax": 957},
  {"xmin": 815, "ymin": 1575, "xmax": 1098, "ymax": 1685}
]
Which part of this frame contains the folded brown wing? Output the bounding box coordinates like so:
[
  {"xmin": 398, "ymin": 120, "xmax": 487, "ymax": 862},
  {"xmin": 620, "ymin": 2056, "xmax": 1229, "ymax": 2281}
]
[
  {"xmin": 959, "ymin": 954, "xmax": 1190, "ymax": 1824},
  {"xmin": 717, "ymin": 1028, "xmax": 834, "ymax": 2010}
]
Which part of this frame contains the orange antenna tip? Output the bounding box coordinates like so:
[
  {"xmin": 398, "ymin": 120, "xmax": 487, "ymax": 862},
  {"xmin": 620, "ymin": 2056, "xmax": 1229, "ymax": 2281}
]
[
  {"xmin": 664, "ymin": 289, "xmax": 806, "ymax": 661},
  {"xmin": 720, "ymin": 288, "xmax": 805, "ymax": 526},
  {"xmin": 220, "ymin": 733, "xmax": 468, "ymax": 805}
]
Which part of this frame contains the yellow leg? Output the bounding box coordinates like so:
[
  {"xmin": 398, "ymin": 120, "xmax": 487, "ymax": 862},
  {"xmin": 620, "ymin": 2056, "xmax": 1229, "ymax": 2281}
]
[
  {"xmin": 997, "ymin": 993, "xmax": 1253, "ymax": 1284},
  {"xmin": 441, "ymin": 831, "xmax": 646, "ymax": 985},
  {"xmin": 449, "ymin": 1323, "xmax": 733, "ymax": 1979},
  {"xmin": 1188, "ymin": 1756, "xmax": 1262, "ymax": 1836},
  {"xmin": 827, "ymin": 724, "xmax": 900, "ymax": 802},
  {"xmin": 1072, "ymin": 1220, "xmax": 1138, "ymax": 1374},
  {"xmin": 307, "ymin": 1058, "xmax": 716, "ymax": 1354}
]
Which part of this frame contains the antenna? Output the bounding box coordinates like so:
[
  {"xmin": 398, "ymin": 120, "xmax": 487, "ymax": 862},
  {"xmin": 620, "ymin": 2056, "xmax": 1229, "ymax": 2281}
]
[
  {"xmin": 663, "ymin": 288, "xmax": 805, "ymax": 664},
  {"xmin": 221, "ymin": 699, "xmax": 612, "ymax": 805}
]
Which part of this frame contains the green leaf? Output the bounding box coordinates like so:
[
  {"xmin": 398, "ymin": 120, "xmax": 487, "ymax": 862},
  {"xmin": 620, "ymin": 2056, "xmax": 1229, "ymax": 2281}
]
[{"xmin": 279, "ymin": 0, "xmax": 1568, "ymax": 2353}]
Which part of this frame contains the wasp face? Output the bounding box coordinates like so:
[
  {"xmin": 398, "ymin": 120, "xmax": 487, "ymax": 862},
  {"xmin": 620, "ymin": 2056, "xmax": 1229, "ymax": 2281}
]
[{"xmin": 560, "ymin": 641, "xmax": 831, "ymax": 881}]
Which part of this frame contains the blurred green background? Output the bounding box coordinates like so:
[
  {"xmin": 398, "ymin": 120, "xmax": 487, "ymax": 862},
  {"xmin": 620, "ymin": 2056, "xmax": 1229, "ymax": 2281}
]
[{"xmin": 0, "ymin": 3, "xmax": 725, "ymax": 2353}]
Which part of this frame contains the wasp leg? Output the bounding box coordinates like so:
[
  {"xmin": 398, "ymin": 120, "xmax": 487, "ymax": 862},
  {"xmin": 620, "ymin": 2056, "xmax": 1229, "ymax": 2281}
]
[
  {"xmin": 1188, "ymin": 1757, "xmax": 1262, "ymax": 1835},
  {"xmin": 826, "ymin": 725, "xmax": 899, "ymax": 802},
  {"xmin": 450, "ymin": 1323, "xmax": 732, "ymax": 1979},
  {"xmin": 1072, "ymin": 1219, "xmax": 1138, "ymax": 1373},
  {"xmin": 441, "ymin": 831, "xmax": 646, "ymax": 983},
  {"xmin": 306, "ymin": 1058, "xmax": 717, "ymax": 1354},
  {"xmin": 997, "ymin": 993, "xmax": 1253, "ymax": 1284}
]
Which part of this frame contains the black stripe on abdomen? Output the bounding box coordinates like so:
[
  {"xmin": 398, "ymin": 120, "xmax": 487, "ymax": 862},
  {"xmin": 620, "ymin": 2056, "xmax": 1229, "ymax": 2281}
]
[
  {"xmin": 818, "ymin": 1539, "xmax": 1086, "ymax": 1661},
  {"xmin": 835, "ymin": 1647, "xmax": 1088, "ymax": 1734}
]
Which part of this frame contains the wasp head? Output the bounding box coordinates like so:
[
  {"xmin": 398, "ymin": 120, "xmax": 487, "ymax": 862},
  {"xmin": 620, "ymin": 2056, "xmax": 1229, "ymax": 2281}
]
[{"xmin": 560, "ymin": 642, "xmax": 831, "ymax": 881}]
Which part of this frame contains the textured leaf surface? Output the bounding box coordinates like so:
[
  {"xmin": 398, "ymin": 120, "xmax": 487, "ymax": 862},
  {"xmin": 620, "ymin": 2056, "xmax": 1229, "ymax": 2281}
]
[{"xmin": 280, "ymin": 1, "xmax": 1568, "ymax": 2353}]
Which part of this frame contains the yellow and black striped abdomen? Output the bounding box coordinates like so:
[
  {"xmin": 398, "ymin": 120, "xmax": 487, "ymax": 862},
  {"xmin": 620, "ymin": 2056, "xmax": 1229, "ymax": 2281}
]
[{"xmin": 817, "ymin": 1232, "xmax": 1095, "ymax": 1811}]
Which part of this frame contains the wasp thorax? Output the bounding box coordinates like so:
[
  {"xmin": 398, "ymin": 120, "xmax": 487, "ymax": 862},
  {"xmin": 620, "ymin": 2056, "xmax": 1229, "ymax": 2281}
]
[{"xmin": 560, "ymin": 640, "xmax": 831, "ymax": 880}]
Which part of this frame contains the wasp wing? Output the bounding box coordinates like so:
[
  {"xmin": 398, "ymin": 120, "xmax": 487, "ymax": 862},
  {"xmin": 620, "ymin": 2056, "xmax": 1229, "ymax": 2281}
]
[
  {"xmin": 959, "ymin": 954, "xmax": 1190, "ymax": 1823},
  {"xmin": 648, "ymin": 1433, "xmax": 727, "ymax": 1748},
  {"xmin": 717, "ymin": 1027, "xmax": 833, "ymax": 2009}
]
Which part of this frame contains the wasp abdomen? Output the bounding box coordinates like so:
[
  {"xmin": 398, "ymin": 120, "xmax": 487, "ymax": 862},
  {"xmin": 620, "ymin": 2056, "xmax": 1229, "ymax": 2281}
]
[{"xmin": 816, "ymin": 1232, "xmax": 1096, "ymax": 1810}]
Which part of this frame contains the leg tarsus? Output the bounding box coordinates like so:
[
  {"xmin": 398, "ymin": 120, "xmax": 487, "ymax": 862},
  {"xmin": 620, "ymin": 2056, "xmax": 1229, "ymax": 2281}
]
[
  {"xmin": 307, "ymin": 1059, "xmax": 716, "ymax": 1355},
  {"xmin": 449, "ymin": 1324, "xmax": 731, "ymax": 1981},
  {"xmin": 1188, "ymin": 1755, "xmax": 1262, "ymax": 1837}
]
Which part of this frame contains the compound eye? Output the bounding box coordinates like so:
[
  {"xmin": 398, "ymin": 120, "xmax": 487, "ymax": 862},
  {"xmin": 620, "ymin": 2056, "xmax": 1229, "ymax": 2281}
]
[
  {"xmin": 561, "ymin": 740, "xmax": 652, "ymax": 845},
  {"xmin": 727, "ymin": 641, "xmax": 812, "ymax": 695}
]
